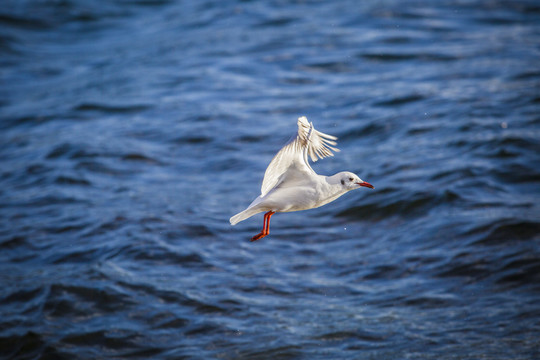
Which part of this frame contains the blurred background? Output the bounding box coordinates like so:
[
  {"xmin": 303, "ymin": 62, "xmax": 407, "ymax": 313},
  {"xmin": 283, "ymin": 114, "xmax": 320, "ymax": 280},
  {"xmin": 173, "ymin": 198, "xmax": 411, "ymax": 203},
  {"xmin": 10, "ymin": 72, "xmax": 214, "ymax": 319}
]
[{"xmin": 1, "ymin": 0, "xmax": 539, "ymax": 359}]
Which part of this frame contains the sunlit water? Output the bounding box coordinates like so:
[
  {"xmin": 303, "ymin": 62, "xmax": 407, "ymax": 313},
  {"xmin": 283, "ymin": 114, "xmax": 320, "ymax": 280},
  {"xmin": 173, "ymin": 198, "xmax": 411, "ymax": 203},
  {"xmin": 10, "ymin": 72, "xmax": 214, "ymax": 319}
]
[{"xmin": 1, "ymin": 1, "xmax": 539, "ymax": 359}]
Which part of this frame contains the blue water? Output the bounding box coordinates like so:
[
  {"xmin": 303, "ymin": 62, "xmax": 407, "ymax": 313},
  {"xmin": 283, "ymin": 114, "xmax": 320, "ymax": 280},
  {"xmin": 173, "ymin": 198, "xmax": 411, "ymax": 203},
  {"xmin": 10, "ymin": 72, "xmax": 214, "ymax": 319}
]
[{"xmin": 1, "ymin": 0, "xmax": 540, "ymax": 359}]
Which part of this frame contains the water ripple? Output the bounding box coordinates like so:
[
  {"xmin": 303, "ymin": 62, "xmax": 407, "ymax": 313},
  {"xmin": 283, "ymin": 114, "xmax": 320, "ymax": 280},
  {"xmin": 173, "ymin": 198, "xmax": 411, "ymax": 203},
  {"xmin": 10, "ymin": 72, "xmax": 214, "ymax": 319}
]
[{"xmin": 1, "ymin": 0, "xmax": 539, "ymax": 359}]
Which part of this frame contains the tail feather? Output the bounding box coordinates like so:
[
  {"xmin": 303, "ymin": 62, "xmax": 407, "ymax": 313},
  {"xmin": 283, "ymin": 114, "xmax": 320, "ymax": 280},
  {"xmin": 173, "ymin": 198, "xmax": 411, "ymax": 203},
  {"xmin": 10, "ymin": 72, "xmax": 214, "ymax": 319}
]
[{"xmin": 230, "ymin": 207, "xmax": 261, "ymax": 225}]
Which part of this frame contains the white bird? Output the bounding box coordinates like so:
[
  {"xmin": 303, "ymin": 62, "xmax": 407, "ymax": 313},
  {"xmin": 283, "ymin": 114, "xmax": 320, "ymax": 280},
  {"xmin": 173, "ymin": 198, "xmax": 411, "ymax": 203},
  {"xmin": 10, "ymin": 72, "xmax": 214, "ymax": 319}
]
[{"xmin": 230, "ymin": 116, "xmax": 374, "ymax": 242}]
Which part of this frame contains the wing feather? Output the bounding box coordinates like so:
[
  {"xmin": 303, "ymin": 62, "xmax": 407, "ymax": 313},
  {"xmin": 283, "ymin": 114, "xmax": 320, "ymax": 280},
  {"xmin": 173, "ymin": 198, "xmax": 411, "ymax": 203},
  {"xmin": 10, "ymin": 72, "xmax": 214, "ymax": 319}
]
[{"xmin": 260, "ymin": 116, "xmax": 339, "ymax": 197}]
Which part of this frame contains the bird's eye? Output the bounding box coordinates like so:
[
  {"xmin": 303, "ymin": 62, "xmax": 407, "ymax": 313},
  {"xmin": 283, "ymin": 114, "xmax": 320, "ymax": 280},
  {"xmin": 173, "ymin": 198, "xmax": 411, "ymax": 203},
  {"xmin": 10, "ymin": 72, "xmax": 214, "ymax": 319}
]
[
  {"xmin": 341, "ymin": 180, "xmax": 345, "ymax": 185},
  {"xmin": 349, "ymin": 177, "xmax": 353, "ymax": 181}
]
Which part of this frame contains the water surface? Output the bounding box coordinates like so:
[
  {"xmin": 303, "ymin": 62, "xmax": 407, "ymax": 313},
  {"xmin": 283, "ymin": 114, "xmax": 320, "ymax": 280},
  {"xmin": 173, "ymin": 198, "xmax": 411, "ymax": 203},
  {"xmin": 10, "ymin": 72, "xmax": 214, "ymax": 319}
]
[{"xmin": 1, "ymin": 0, "xmax": 539, "ymax": 359}]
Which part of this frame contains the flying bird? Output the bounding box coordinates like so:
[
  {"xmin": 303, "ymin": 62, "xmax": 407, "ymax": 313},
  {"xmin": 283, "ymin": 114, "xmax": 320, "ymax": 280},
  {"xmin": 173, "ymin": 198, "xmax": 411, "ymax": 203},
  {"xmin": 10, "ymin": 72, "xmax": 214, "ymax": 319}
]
[{"xmin": 230, "ymin": 116, "xmax": 374, "ymax": 241}]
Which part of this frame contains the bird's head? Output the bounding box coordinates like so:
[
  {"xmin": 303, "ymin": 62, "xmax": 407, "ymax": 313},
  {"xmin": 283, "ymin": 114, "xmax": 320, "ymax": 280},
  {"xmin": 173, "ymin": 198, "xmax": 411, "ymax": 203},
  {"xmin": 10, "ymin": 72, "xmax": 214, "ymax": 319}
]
[{"xmin": 337, "ymin": 171, "xmax": 374, "ymax": 191}]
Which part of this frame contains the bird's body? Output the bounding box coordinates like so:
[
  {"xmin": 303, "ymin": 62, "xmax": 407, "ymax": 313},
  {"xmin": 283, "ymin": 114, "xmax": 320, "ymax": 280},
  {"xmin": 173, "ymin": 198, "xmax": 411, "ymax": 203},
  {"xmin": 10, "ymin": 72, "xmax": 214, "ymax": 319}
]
[{"xmin": 230, "ymin": 116, "xmax": 373, "ymax": 241}]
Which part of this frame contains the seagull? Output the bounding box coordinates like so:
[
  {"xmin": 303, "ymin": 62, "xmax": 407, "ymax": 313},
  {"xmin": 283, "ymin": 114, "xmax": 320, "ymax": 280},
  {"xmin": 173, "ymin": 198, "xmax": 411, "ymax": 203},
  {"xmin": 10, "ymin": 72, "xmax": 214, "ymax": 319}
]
[{"xmin": 230, "ymin": 116, "xmax": 374, "ymax": 242}]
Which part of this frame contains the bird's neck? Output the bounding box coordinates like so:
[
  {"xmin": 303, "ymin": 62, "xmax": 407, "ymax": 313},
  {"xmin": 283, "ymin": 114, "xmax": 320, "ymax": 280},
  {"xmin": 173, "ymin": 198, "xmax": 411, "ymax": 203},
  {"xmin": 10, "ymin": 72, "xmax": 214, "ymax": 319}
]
[
  {"xmin": 318, "ymin": 174, "xmax": 348, "ymax": 203},
  {"xmin": 326, "ymin": 173, "xmax": 342, "ymax": 186}
]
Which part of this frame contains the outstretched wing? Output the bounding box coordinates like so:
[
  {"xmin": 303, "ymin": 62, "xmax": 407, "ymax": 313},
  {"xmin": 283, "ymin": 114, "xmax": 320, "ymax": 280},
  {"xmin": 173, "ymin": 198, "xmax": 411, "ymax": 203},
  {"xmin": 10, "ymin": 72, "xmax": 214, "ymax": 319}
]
[{"xmin": 260, "ymin": 116, "xmax": 339, "ymax": 197}]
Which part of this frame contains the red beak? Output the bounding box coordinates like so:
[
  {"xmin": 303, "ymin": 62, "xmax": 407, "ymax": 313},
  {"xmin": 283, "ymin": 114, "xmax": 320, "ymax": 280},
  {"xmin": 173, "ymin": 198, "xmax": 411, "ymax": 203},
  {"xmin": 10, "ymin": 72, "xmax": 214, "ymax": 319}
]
[{"xmin": 357, "ymin": 181, "xmax": 374, "ymax": 189}]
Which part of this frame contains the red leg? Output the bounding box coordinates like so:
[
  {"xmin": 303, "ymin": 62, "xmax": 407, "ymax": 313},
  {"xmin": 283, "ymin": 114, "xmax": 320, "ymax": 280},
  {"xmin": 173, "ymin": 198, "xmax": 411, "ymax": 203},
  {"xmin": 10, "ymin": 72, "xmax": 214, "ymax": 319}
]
[
  {"xmin": 264, "ymin": 211, "xmax": 273, "ymax": 234},
  {"xmin": 251, "ymin": 211, "xmax": 275, "ymax": 242}
]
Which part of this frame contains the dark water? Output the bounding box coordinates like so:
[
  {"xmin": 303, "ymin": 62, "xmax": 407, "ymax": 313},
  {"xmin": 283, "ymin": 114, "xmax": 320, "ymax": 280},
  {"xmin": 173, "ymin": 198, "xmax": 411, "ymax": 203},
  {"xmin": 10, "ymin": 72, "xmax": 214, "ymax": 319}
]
[{"xmin": 1, "ymin": 0, "xmax": 540, "ymax": 358}]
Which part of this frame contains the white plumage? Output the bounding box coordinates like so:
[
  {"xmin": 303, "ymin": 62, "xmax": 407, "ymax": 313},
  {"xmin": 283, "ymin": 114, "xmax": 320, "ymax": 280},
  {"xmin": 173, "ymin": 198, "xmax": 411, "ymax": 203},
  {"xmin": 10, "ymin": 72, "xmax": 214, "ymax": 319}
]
[{"xmin": 230, "ymin": 116, "xmax": 373, "ymax": 241}]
